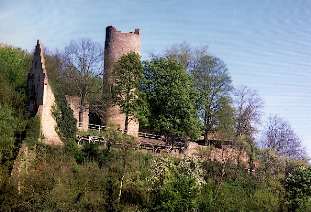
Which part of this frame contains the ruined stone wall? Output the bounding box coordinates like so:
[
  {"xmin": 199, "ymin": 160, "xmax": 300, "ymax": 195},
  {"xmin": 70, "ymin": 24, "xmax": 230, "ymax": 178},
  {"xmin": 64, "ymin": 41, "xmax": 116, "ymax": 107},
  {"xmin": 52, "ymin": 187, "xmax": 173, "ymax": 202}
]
[
  {"xmin": 103, "ymin": 26, "xmax": 140, "ymax": 137},
  {"xmin": 184, "ymin": 142, "xmax": 251, "ymax": 167},
  {"xmin": 28, "ymin": 40, "xmax": 62, "ymax": 145},
  {"xmin": 65, "ymin": 95, "xmax": 89, "ymax": 131},
  {"xmin": 28, "ymin": 42, "xmax": 44, "ymax": 114}
]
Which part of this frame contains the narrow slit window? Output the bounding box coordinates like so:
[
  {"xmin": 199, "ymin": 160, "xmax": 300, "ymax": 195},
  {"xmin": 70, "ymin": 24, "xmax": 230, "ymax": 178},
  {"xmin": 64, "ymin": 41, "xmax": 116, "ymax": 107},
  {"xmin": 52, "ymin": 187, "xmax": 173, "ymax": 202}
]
[{"xmin": 79, "ymin": 111, "xmax": 83, "ymax": 127}]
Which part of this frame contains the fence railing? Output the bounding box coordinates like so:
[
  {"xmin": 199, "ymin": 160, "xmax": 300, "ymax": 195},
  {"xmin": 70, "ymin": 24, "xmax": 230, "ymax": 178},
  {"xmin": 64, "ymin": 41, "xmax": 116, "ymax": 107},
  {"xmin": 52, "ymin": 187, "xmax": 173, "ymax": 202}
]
[
  {"xmin": 76, "ymin": 134, "xmax": 185, "ymax": 154},
  {"xmin": 87, "ymin": 123, "xmax": 107, "ymax": 132},
  {"xmin": 79, "ymin": 123, "xmax": 163, "ymax": 139},
  {"xmin": 138, "ymin": 132, "xmax": 163, "ymax": 140}
]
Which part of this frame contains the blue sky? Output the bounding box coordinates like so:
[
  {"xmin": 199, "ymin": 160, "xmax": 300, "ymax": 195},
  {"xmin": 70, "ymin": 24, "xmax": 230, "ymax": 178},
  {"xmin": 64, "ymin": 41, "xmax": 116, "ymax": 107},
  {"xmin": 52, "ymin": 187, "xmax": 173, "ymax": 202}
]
[{"xmin": 1, "ymin": 0, "xmax": 310, "ymax": 156}]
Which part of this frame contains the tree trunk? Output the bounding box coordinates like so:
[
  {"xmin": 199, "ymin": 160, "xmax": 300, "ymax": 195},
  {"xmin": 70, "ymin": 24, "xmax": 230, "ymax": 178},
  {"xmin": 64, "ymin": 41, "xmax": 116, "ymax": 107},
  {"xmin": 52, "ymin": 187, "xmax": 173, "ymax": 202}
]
[
  {"xmin": 204, "ymin": 112, "xmax": 210, "ymax": 145},
  {"xmin": 204, "ymin": 129, "xmax": 209, "ymax": 145},
  {"xmin": 117, "ymin": 175, "xmax": 124, "ymax": 204},
  {"xmin": 124, "ymin": 114, "xmax": 129, "ymax": 133},
  {"xmin": 248, "ymin": 143, "xmax": 255, "ymax": 174}
]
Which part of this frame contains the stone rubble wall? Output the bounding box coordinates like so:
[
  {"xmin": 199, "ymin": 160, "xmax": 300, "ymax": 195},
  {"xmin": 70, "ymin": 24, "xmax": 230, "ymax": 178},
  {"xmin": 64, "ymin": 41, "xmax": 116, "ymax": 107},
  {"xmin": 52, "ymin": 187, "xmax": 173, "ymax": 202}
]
[
  {"xmin": 184, "ymin": 142, "xmax": 251, "ymax": 167},
  {"xmin": 65, "ymin": 95, "xmax": 89, "ymax": 131}
]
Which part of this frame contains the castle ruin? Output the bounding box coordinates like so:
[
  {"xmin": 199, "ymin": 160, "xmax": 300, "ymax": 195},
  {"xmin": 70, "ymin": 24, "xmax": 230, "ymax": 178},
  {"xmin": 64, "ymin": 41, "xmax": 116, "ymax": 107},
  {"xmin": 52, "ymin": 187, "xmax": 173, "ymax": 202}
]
[
  {"xmin": 27, "ymin": 40, "xmax": 62, "ymax": 145},
  {"xmin": 27, "ymin": 26, "xmax": 141, "ymax": 144},
  {"xmin": 25, "ymin": 28, "xmax": 253, "ymax": 168},
  {"xmin": 103, "ymin": 26, "xmax": 141, "ymax": 137}
]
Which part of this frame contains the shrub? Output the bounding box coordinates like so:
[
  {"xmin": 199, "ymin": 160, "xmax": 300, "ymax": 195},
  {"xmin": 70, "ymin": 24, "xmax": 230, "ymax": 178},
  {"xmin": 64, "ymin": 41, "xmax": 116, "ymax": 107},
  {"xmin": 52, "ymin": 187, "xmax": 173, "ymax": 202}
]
[{"xmin": 285, "ymin": 166, "xmax": 311, "ymax": 211}]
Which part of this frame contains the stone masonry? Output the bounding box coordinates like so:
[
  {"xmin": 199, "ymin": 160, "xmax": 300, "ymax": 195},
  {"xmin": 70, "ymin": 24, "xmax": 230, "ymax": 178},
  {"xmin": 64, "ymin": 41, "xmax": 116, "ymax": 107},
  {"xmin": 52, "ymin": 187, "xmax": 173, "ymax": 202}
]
[
  {"xmin": 103, "ymin": 26, "xmax": 140, "ymax": 137},
  {"xmin": 28, "ymin": 40, "xmax": 62, "ymax": 145},
  {"xmin": 65, "ymin": 95, "xmax": 89, "ymax": 131}
]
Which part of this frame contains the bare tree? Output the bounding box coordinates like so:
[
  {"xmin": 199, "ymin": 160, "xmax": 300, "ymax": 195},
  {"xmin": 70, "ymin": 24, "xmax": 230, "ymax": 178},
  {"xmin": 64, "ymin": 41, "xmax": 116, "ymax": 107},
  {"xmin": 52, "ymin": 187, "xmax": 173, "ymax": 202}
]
[
  {"xmin": 233, "ymin": 86, "xmax": 263, "ymax": 170},
  {"xmin": 261, "ymin": 115, "xmax": 307, "ymax": 160},
  {"xmin": 234, "ymin": 86, "xmax": 263, "ymax": 138},
  {"xmin": 61, "ymin": 39, "xmax": 103, "ymax": 106},
  {"xmin": 165, "ymin": 42, "xmax": 208, "ymax": 71}
]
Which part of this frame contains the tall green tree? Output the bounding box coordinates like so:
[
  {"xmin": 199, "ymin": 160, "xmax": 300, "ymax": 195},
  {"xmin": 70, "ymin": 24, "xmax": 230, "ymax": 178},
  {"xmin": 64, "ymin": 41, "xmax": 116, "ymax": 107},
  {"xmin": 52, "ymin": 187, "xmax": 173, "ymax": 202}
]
[
  {"xmin": 165, "ymin": 44, "xmax": 234, "ymax": 142},
  {"xmin": 142, "ymin": 57, "xmax": 201, "ymax": 142},
  {"xmin": 0, "ymin": 46, "xmax": 30, "ymax": 114},
  {"xmin": 0, "ymin": 46, "xmax": 31, "ymax": 180},
  {"xmin": 192, "ymin": 55, "xmax": 234, "ymax": 143},
  {"xmin": 112, "ymin": 52, "xmax": 144, "ymax": 132},
  {"xmin": 0, "ymin": 46, "xmax": 30, "ymax": 89}
]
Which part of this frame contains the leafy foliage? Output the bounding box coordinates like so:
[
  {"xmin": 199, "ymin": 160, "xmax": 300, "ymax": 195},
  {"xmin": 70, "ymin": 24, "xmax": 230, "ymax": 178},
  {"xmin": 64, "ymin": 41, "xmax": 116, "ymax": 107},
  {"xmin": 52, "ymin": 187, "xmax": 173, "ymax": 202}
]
[
  {"xmin": 285, "ymin": 166, "xmax": 311, "ymax": 211},
  {"xmin": 192, "ymin": 55, "xmax": 234, "ymax": 141},
  {"xmin": 149, "ymin": 158, "xmax": 199, "ymax": 211},
  {"xmin": 0, "ymin": 46, "xmax": 30, "ymax": 89},
  {"xmin": 0, "ymin": 105, "xmax": 16, "ymax": 166},
  {"xmin": 142, "ymin": 57, "xmax": 201, "ymax": 141},
  {"xmin": 0, "ymin": 46, "xmax": 32, "ymax": 174},
  {"xmin": 111, "ymin": 52, "xmax": 144, "ymax": 131},
  {"xmin": 1, "ymin": 134, "xmax": 310, "ymax": 211}
]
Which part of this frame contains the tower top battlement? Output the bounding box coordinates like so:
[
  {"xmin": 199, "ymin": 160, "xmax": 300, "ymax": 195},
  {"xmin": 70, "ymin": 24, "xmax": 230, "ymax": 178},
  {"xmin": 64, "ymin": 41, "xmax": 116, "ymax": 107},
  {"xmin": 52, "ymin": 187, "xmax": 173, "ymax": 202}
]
[
  {"xmin": 106, "ymin": 25, "xmax": 139, "ymax": 34},
  {"xmin": 105, "ymin": 26, "xmax": 140, "ymax": 50}
]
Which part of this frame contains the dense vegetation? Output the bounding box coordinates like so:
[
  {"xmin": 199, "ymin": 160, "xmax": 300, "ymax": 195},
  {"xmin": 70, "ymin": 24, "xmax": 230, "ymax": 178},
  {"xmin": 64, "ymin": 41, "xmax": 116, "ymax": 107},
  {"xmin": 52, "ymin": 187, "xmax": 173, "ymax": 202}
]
[
  {"xmin": 0, "ymin": 46, "xmax": 35, "ymax": 177},
  {"xmin": 1, "ymin": 133, "xmax": 310, "ymax": 211},
  {"xmin": 0, "ymin": 42, "xmax": 310, "ymax": 211}
]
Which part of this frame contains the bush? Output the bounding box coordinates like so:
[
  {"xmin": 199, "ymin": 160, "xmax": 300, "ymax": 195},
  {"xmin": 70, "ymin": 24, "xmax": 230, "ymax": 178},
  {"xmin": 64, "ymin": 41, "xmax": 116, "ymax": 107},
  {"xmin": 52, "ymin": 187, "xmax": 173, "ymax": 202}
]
[
  {"xmin": 0, "ymin": 104, "xmax": 16, "ymax": 167},
  {"xmin": 24, "ymin": 116, "xmax": 40, "ymax": 147},
  {"xmin": 285, "ymin": 166, "xmax": 311, "ymax": 211}
]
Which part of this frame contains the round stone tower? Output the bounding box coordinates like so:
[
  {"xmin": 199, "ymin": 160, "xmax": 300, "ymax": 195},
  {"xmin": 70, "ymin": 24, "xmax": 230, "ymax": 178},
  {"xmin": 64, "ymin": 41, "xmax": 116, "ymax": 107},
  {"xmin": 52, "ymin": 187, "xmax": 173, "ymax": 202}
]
[{"xmin": 103, "ymin": 26, "xmax": 140, "ymax": 137}]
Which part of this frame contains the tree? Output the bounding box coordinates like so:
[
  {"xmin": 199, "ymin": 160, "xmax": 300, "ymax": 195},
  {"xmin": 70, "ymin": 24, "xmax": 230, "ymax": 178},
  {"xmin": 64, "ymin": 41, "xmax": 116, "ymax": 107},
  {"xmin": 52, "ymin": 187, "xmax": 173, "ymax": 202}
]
[
  {"xmin": 233, "ymin": 86, "xmax": 263, "ymax": 170},
  {"xmin": 165, "ymin": 44, "xmax": 234, "ymax": 142},
  {"xmin": 111, "ymin": 52, "xmax": 144, "ymax": 132},
  {"xmin": 261, "ymin": 115, "xmax": 307, "ymax": 160},
  {"xmin": 165, "ymin": 42, "xmax": 193, "ymax": 70},
  {"xmin": 234, "ymin": 86, "xmax": 263, "ymax": 138},
  {"xmin": 192, "ymin": 55, "xmax": 234, "ymax": 143},
  {"xmin": 0, "ymin": 46, "xmax": 30, "ymax": 90},
  {"xmin": 142, "ymin": 57, "xmax": 201, "ymax": 142},
  {"xmin": 165, "ymin": 42, "xmax": 208, "ymax": 71},
  {"xmin": 0, "ymin": 45, "xmax": 30, "ymax": 120},
  {"xmin": 0, "ymin": 45, "xmax": 31, "ymax": 169},
  {"xmin": 61, "ymin": 39, "xmax": 103, "ymax": 106}
]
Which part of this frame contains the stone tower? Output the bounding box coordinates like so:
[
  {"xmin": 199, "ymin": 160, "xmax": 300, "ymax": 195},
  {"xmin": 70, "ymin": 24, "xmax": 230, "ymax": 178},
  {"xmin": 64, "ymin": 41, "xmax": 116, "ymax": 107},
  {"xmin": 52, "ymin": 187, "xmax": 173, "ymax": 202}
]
[
  {"xmin": 28, "ymin": 40, "xmax": 62, "ymax": 145},
  {"xmin": 103, "ymin": 26, "xmax": 140, "ymax": 137}
]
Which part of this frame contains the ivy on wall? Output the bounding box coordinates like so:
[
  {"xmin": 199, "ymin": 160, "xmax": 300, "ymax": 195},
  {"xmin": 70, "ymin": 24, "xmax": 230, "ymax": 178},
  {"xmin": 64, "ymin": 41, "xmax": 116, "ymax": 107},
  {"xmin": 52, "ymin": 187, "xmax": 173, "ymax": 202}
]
[{"xmin": 44, "ymin": 54, "xmax": 77, "ymax": 143}]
